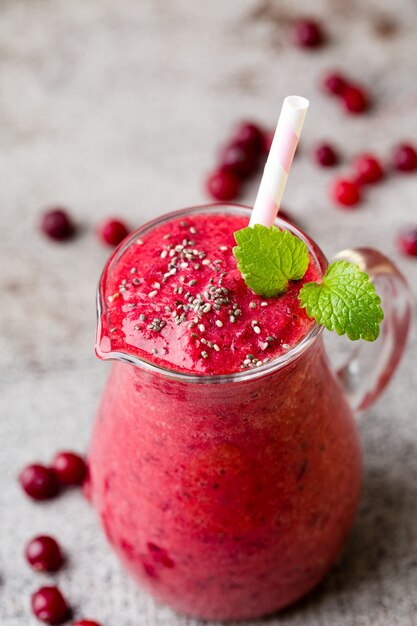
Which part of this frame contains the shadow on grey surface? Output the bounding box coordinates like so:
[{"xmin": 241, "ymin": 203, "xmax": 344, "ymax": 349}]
[{"xmin": 261, "ymin": 460, "xmax": 417, "ymax": 623}]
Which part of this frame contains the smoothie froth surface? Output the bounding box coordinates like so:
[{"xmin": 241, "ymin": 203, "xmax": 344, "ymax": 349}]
[{"xmin": 99, "ymin": 213, "xmax": 322, "ymax": 374}]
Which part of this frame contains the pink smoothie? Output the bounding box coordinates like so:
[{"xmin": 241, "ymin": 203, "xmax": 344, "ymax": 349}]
[
  {"xmin": 97, "ymin": 213, "xmax": 320, "ymax": 373},
  {"xmin": 90, "ymin": 207, "xmax": 362, "ymax": 620}
]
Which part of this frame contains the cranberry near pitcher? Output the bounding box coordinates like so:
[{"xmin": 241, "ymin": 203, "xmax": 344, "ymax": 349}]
[{"xmin": 88, "ymin": 204, "xmax": 411, "ymax": 620}]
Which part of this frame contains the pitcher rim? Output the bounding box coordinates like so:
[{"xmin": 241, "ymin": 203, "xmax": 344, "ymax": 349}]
[{"xmin": 96, "ymin": 203, "xmax": 326, "ymax": 384}]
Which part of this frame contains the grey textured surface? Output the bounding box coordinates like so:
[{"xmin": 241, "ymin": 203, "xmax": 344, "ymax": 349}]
[{"xmin": 1, "ymin": 1, "xmax": 417, "ymax": 624}]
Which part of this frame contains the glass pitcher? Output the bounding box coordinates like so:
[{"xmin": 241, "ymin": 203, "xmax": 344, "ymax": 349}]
[{"xmin": 89, "ymin": 204, "xmax": 411, "ymax": 621}]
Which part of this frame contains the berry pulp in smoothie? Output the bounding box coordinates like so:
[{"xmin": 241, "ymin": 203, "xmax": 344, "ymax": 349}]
[
  {"xmin": 97, "ymin": 212, "xmax": 320, "ymax": 373},
  {"xmin": 90, "ymin": 207, "xmax": 362, "ymax": 620}
]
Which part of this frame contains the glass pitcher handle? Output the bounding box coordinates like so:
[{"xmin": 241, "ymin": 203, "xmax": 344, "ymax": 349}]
[{"xmin": 332, "ymin": 247, "xmax": 412, "ymax": 415}]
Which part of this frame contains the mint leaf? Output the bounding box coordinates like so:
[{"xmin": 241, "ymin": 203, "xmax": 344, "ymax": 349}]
[
  {"xmin": 299, "ymin": 260, "xmax": 384, "ymax": 341},
  {"xmin": 233, "ymin": 225, "xmax": 309, "ymax": 297}
]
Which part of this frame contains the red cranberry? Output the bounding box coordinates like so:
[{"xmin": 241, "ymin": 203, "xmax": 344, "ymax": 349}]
[
  {"xmin": 19, "ymin": 464, "xmax": 59, "ymax": 501},
  {"xmin": 52, "ymin": 451, "xmax": 87, "ymax": 487},
  {"xmin": 341, "ymin": 84, "xmax": 369, "ymax": 114},
  {"xmin": 397, "ymin": 228, "xmax": 417, "ymax": 256},
  {"xmin": 25, "ymin": 536, "xmax": 64, "ymax": 572},
  {"xmin": 277, "ymin": 208, "xmax": 293, "ymax": 223},
  {"xmin": 232, "ymin": 121, "xmax": 264, "ymax": 152},
  {"xmin": 262, "ymin": 129, "xmax": 274, "ymax": 154},
  {"xmin": 293, "ymin": 19, "xmax": 324, "ymax": 48},
  {"xmin": 98, "ymin": 219, "xmax": 129, "ymax": 247},
  {"xmin": 315, "ymin": 143, "xmax": 339, "ymax": 167},
  {"xmin": 354, "ymin": 154, "xmax": 384, "ymax": 185},
  {"xmin": 220, "ymin": 141, "xmax": 260, "ymax": 179},
  {"xmin": 41, "ymin": 209, "xmax": 75, "ymax": 241},
  {"xmin": 206, "ymin": 169, "xmax": 240, "ymax": 201},
  {"xmin": 331, "ymin": 178, "xmax": 361, "ymax": 207},
  {"xmin": 72, "ymin": 621, "xmax": 102, "ymax": 626},
  {"xmin": 322, "ymin": 72, "xmax": 347, "ymax": 95},
  {"xmin": 392, "ymin": 143, "xmax": 417, "ymax": 172},
  {"xmin": 31, "ymin": 586, "xmax": 69, "ymax": 624}
]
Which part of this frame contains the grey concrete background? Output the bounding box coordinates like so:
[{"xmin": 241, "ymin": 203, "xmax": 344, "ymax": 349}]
[{"xmin": 1, "ymin": 1, "xmax": 417, "ymax": 624}]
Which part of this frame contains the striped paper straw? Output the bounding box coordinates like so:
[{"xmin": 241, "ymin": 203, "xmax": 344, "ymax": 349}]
[{"xmin": 249, "ymin": 95, "xmax": 309, "ymax": 228}]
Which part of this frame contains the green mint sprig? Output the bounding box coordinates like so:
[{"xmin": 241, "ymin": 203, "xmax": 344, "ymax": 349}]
[
  {"xmin": 233, "ymin": 225, "xmax": 384, "ymax": 342},
  {"xmin": 233, "ymin": 224, "xmax": 309, "ymax": 297},
  {"xmin": 299, "ymin": 259, "xmax": 384, "ymax": 341}
]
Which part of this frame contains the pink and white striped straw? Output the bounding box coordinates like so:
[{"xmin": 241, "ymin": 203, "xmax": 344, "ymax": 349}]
[{"xmin": 250, "ymin": 95, "xmax": 309, "ymax": 228}]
